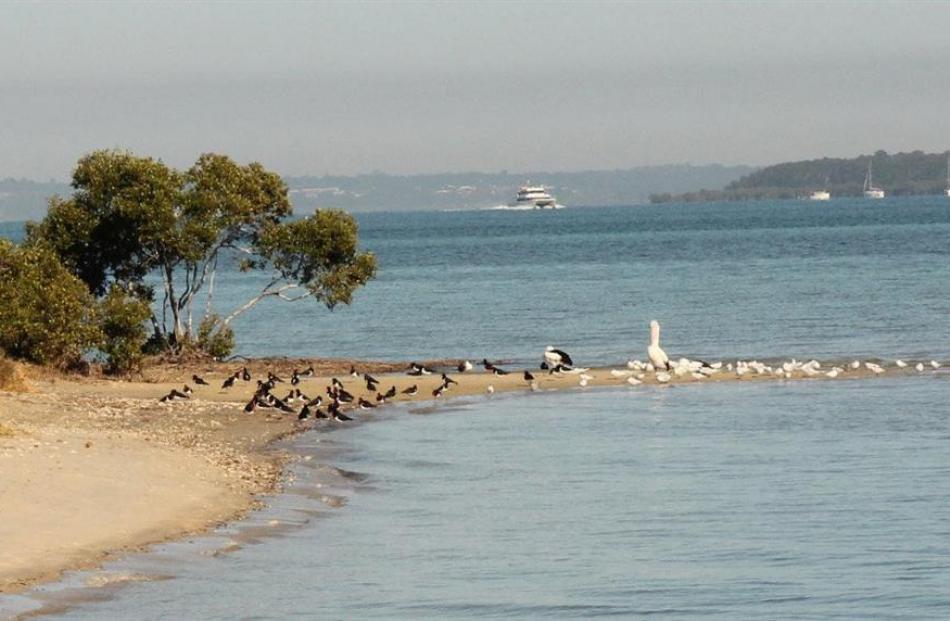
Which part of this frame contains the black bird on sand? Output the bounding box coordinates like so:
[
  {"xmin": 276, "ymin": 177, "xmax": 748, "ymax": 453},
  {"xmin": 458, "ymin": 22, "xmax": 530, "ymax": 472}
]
[
  {"xmin": 358, "ymin": 397, "xmax": 377, "ymax": 409},
  {"xmin": 222, "ymin": 375, "xmax": 237, "ymax": 389},
  {"xmin": 401, "ymin": 384, "xmax": 418, "ymax": 396},
  {"xmin": 523, "ymin": 370, "xmax": 535, "ymax": 381},
  {"xmin": 192, "ymin": 374, "xmax": 209, "ymax": 386}
]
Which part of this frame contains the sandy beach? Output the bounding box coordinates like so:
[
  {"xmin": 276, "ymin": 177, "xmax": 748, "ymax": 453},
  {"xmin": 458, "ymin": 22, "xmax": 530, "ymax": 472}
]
[{"xmin": 0, "ymin": 356, "xmax": 918, "ymax": 594}]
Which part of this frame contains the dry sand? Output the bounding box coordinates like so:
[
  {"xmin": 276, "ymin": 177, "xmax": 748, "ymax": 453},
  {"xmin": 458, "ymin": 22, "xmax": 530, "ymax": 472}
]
[{"xmin": 0, "ymin": 356, "xmax": 920, "ymax": 594}]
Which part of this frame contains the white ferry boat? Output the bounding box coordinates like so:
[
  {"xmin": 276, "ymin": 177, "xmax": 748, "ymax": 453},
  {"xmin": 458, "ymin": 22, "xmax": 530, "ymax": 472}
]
[
  {"xmin": 809, "ymin": 190, "xmax": 831, "ymax": 201},
  {"xmin": 509, "ymin": 185, "xmax": 562, "ymax": 209},
  {"xmin": 863, "ymin": 161, "xmax": 885, "ymax": 199}
]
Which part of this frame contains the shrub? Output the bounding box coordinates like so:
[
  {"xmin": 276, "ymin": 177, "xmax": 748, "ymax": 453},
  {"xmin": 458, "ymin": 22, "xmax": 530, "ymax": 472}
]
[
  {"xmin": 99, "ymin": 286, "xmax": 152, "ymax": 374},
  {"xmin": 0, "ymin": 240, "xmax": 102, "ymax": 367},
  {"xmin": 0, "ymin": 356, "xmax": 29, "ymax": 392},
  {"xmin": 197, "ymin": 314, "xmax": 235, "ymax": 360}
]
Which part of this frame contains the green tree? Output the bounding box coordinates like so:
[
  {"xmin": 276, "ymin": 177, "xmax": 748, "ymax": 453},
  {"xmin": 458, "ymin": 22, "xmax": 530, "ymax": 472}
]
[
  {"xmin": 99, "ymin": 286, "xmax": 152, "ymax": 374},
  {"xmin": 27, "ymin": 150, "xmax": 377, "ymax": 353},
  {"xmin": 0, "ymin": 240, "xmax": 102, "ymax": 367}
]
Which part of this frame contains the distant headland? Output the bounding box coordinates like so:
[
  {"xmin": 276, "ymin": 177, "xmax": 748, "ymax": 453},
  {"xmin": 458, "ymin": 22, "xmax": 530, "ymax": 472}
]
[{"xmin": 650, "ymin": 150, "xmax": 950, "ymax": 204}]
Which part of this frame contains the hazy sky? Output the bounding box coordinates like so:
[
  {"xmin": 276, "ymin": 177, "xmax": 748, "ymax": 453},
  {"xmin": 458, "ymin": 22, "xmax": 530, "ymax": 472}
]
[{"xmin": 2, "ymin": 1, "xmax": 950, "ymax": 180}]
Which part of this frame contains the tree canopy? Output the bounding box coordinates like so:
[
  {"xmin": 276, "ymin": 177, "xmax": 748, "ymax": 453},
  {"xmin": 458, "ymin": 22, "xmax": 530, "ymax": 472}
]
[{"xmin": 26, "ymin": 150, "xmax": 377, "ymax": 355}]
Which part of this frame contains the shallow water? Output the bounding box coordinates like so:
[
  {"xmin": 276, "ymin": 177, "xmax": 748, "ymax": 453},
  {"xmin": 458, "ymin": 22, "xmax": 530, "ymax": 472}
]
[{"xmin": 28, "ymin": 376, "xmax": 950, "ymax": 619}]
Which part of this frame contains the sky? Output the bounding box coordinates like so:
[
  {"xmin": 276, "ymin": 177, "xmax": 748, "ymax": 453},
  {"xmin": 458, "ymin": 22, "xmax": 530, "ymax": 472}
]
[{"xmin": 2, "ymin": 1, "xmax": 950, "ymax": 180}]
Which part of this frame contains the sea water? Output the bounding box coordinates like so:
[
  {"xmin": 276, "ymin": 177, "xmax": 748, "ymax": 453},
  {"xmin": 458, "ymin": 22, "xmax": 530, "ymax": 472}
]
[
  {"xmin": 3, "ymin": 198, "xmax": 950, "ymax": 363},
  {"xmin": 26, "ymin": 378, "xmax": 950, "ymax": 619},
  {"xmin": 3, "ymin": 197, "xmax": 950, "ymax": 618}
]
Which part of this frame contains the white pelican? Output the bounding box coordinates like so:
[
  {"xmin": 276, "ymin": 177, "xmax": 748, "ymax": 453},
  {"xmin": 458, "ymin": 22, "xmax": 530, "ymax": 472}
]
[
  {"xmin": 916, "ymin": 363, "xmax": 925, "ymax": 372},
  {"xmin": 647, "ymin": 320, "xmax": 671, "ymax": 372}
]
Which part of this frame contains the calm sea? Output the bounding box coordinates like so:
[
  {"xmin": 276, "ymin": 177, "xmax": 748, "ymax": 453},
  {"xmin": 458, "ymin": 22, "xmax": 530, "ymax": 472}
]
[{"xmin": 3, "ymin": 197, "xmax": 950, "ymax": 619}]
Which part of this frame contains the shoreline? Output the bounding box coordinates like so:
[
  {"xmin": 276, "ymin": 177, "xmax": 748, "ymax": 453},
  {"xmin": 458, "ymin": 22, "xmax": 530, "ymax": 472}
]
[{"xmin": 0, "ymin": 356, "xmax": 940, "ymax": 600}]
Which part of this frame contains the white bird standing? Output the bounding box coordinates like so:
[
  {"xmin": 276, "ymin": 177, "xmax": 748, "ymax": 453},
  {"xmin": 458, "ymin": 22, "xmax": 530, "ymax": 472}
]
[
  {"xmin": 647, "ymin": 320, "xmax": 671, "ymax": 372},
  {"xmin": 895, "ymin": 359, "xmax": 907, "ymax": 368}
]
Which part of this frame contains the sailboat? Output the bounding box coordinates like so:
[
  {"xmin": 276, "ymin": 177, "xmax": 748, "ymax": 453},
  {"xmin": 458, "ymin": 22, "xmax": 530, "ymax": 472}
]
[{"xmin": 863, "ymin": 160, "xmax": 885, "ymax": 199}]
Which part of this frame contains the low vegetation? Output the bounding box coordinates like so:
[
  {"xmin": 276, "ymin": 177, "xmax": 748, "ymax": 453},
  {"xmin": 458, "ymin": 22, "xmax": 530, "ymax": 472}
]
[{"xmin": 0, "ymin": 356, "xmax": 29, "ymax": 393}]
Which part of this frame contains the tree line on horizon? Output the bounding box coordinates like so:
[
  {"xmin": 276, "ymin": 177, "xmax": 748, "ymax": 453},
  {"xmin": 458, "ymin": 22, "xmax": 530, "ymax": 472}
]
[
  {"xmin": 0, "ymin": 150, "xmax": 377, "ymax": 374},
  {"xmin": 649, "ymin": 150, "xmax": 950, "ymax": 203}
]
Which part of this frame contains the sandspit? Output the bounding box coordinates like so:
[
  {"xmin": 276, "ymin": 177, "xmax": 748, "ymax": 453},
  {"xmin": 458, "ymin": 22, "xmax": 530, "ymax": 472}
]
[{"xmin": 0, "ymin": 355, "xmax": 938, "ymax": 594}]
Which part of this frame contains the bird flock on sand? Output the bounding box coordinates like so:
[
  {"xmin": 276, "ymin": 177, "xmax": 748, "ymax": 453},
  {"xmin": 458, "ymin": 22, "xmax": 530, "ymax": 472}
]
[{"xmin": 158, "ymin": 320, "xmax": 945, "ymax": 422}]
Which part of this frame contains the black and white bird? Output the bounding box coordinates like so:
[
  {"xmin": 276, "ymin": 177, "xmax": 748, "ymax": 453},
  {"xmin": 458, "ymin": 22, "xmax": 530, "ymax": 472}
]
[
  {"xmin": 221, "ymin": 375, "xmax": 237, "ymax": 389},
  {"xmin": 523, "ymin": 370, "xmax": 535, "ymax": 381},
  {"xmin": 350, "ymin": 365, "xmax": 360, "ymax": 378},
  {"xmin": 382, "ymin": 385, "xmax": 397, "ymax": 399},
  {"xmin": 365, "ymin": 376, "xmax": 379, "ymax": 392},
  {"xmin": 457, "ymin": 360, "xmax": 473, "ymax": 373},
  {"xmin": 358, "ymin": 397, "xmax": 377, "ymax": 410},
  {"xmin": 306, "ymin": 395, "xmax": 324, "ymax": 408},
  {"xmin": 441, "ymin": 373, "xmax": 457, "ymax": 387},
  {"xmin": 268, "ymin": 372, "xmax": 285, "ymax": 383},
  {"xmin": 432, "ymin": 384, "xmax": 445, "ymax": 397},
  {"xmin": 160, "ymin": 388, "xmax": 190, "ymax": 402},
  {"xmin": 408, "ymin": 362, "xmax": 433, "ymax": 376},
  {"xmin": 192, "ymin": 374, "xmax": 209, "ymax": 386},
  {"xmin": 182, "ymin": 385, "xmax": 193, "ymax": 396},
  {"xmin": 300, "ymin": 365, "xmax": 315, "ymax": 378},
  {"xmin": 481, "ymin": 359, "xmax": 510, "ymax": 375},
  {"xmin": 401, "ymin": 384, "xmax": 418, "ymax": 396},
  {"xmin": 543, "ymin": 346, "xmax": 573, "ymax": 369},
  {"xmin": 329, "ymin": 400, "xmax": 352, "ymax": 422},
  {"xmin": 241, "ymin": 367, "xmax": 251, "ymax": 381},
  {"xmin": 291, "ymin": 370, "xmax": 301, "ymax": 386},
  {"xmin": 243, "ymin": 397, "xmax": 257, "ymax": 413}
]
